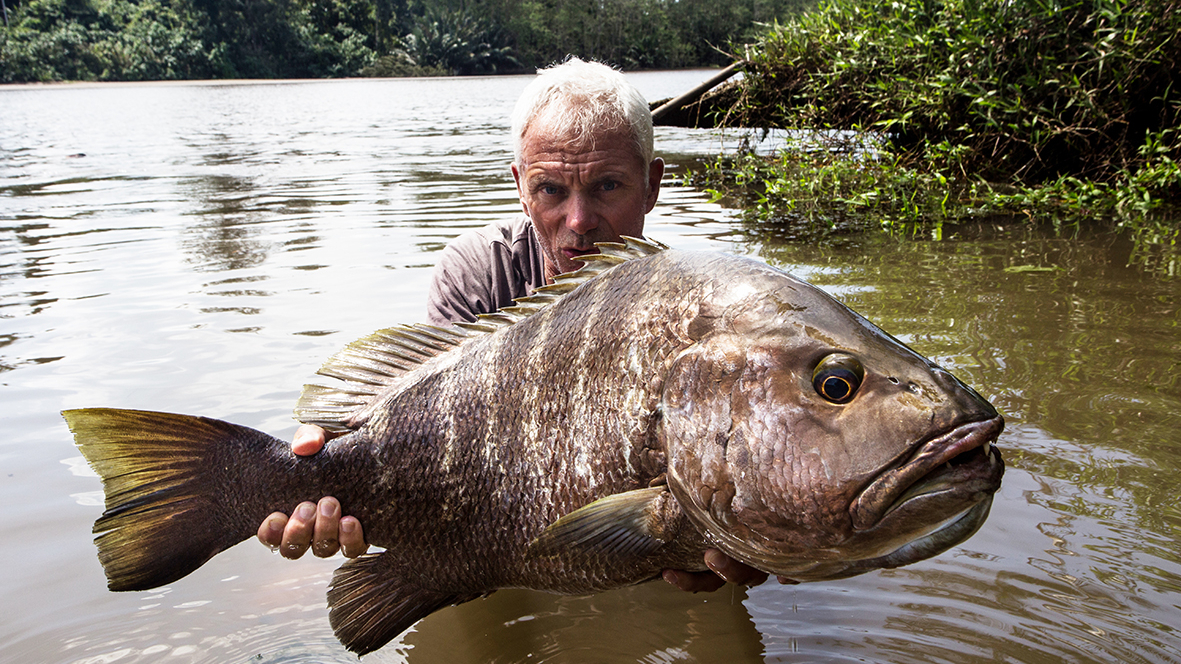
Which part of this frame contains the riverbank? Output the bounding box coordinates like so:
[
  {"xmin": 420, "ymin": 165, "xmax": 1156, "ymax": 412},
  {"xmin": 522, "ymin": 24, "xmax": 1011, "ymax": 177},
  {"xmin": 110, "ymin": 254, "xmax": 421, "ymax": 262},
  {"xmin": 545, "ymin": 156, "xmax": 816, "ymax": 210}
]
[{"xmin": 686, "ymin": 0, "xmax": 1180, "ymax": 242}]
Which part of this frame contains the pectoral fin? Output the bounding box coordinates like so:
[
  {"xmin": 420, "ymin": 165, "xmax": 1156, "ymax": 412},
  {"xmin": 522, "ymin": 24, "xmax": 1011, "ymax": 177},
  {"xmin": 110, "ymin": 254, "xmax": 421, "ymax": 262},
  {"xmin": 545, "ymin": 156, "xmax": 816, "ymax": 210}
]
[
  {"xmin": 527, "ymin": 486, "xmax": 677, "ymax": 561},
  {"xmin": 327, "ymin": 552, "xmax": 483, "ymax": 655}
]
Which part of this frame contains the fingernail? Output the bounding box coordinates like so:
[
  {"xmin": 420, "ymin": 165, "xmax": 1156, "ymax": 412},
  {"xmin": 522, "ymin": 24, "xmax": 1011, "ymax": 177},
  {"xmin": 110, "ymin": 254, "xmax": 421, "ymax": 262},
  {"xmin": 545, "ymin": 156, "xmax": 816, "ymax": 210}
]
[
  {"xmin": 703, "ymin": 549, "xmax": 725, "ymax": 572},
  {"xmin": 341, "ymin": 519, "xmax": 356, "ymax": 534},
  {"xmin": 319, "ymin": 500, "xmax": 337, "ymax": 518},
  {"xmin": 296, "ymin": 503, "xmax": 315, "ymax": 520},
  {"xmin": 704, "ymin": 550, "xmax": 737, "ymax": 583}
]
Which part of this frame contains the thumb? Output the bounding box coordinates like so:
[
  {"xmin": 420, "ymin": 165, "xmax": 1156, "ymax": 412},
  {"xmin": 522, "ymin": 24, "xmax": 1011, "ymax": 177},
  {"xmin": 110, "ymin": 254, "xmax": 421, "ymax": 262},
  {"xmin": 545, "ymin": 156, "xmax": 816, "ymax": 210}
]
[{"xmin": 292, "ymin": 424, "xmax": 327, "ymax": 456}]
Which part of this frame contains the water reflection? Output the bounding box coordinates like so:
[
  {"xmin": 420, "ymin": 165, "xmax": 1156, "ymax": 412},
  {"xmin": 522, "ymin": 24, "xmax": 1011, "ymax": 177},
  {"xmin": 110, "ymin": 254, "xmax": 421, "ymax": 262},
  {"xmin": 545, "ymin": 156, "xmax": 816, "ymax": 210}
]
[
  {"xmin": 181, "ymin": 175, "xmax": 272, "ymax": 272},
  {"xmin": 404, "ymin": 587, "xmax": 765, "ymax": 663},
  {"xmin": 1, "ymin": 75, "xmax": 1179, "ymax": 663}
]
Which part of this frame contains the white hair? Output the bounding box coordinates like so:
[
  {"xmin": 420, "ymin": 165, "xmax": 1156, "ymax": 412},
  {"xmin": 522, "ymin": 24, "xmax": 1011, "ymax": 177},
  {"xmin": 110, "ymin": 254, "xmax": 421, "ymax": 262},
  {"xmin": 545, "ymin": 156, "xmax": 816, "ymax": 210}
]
[{"xmin": 510, "ymin": 57, "xmax": 654, "ymax": 166}]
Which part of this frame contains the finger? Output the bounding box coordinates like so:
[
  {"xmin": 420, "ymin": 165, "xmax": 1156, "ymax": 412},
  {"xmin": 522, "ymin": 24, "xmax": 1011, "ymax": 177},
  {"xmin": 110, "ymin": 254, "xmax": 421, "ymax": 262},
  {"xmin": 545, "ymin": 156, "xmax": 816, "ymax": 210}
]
[
  {"xmin": 257, "ymin": 512, "xmax": 288, "ymax": 549},
  {"xmin": 291, "ymin": 425, "xmax": 327, "ymax": 456},
  {"xmin": 662, "ymin": 569, "xmax": 726, "ymax": 593},
  {"xmin": 704, "ymin": 549, "xmax": 768, "ymax": 587},
  {"xmin": 311, "ymin": 497, "xmax": 341, "ymax": 558},
  {"xmin": 279, "ymin": 501, "xmax": 317, "ymax": 559},
  {"xmin": 339, "ymin": 516, "xmax": 369, "ymax": 558}
]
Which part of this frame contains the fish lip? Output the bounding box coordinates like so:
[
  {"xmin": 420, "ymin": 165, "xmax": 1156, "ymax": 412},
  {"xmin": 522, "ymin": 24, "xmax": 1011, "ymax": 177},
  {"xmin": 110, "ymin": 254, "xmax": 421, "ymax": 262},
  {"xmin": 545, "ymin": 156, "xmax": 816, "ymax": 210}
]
[
  {"xmin": 850, "ymin": 493, "xmax": 995, "ymax": 573},
  {"xmin": 850, "ymin": 415, "xmax": 1004, "ymax": 532}
]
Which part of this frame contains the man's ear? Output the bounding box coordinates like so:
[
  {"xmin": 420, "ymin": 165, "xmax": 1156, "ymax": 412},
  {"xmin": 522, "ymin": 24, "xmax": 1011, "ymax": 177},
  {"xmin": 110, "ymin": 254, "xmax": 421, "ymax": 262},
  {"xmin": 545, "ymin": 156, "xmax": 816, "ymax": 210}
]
[
  {"xmin": 511, "ymin": 162, "xmax": 530, "ymax": 215},
  {"xmin": 645, "ymin": 158, "xmax": 665, "ymax": 212}
]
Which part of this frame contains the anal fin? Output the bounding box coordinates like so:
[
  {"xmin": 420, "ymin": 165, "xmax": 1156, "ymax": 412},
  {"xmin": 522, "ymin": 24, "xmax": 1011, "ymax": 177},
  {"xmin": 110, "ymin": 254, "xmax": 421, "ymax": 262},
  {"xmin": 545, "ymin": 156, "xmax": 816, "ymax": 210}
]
[{"xmin": 327, "ymin": 552, "xmax": 483, "ymax": 655}]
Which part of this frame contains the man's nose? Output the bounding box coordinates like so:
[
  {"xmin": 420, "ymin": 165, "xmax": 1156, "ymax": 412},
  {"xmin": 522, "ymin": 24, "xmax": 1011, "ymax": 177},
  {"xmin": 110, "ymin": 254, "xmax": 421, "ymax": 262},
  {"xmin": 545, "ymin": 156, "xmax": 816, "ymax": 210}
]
[{"xmin": 564, "ymin": 193, "xmax": 599, "ymax": 235}]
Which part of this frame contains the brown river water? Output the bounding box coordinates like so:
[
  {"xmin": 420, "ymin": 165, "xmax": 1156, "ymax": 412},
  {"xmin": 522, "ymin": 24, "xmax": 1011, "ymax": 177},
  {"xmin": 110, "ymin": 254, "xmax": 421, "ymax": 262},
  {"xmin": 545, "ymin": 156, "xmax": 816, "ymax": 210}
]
[{"xmin": 1, "ymin": 72, "xmax": 1178, "ymax": 663}]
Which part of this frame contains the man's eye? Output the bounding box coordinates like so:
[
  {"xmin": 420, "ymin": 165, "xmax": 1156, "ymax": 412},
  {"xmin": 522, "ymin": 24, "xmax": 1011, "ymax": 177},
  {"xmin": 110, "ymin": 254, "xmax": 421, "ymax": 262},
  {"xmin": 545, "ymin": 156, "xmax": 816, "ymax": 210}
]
[
  {"xmin": 602, "ymin": 180, "xmax": 618, "ymax": 191},
  {"xmin": 541, "ymin": 185, "xmax": 560, "ymax": 195}
]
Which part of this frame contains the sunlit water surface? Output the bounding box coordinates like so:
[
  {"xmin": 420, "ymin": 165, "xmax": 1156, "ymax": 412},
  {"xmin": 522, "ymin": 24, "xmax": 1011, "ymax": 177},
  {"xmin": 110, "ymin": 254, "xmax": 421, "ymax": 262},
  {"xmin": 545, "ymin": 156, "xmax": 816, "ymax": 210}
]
[{"xmin": 1, "ymin": 73, "xmax": 1178, "ymax": 664}]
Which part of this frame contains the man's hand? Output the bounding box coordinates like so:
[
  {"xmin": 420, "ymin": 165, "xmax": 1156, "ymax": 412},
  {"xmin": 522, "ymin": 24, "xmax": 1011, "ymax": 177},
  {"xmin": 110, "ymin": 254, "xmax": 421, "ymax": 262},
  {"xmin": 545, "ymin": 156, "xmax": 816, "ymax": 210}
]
[
  {"xmin": 256, "ymin": 425, "xmax": 369, "ymax": 559},
  {"xmin": 662, "ymin": 549, "xmax": 770, "ymax": 592}
]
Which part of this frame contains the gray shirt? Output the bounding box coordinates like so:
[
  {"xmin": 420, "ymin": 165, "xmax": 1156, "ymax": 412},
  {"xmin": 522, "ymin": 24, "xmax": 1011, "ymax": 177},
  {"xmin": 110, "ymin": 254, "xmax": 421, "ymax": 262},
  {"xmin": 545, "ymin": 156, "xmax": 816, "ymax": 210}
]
[{"xmin": 426, "ymin": 216, "xmax": 547, "ymax": 325}]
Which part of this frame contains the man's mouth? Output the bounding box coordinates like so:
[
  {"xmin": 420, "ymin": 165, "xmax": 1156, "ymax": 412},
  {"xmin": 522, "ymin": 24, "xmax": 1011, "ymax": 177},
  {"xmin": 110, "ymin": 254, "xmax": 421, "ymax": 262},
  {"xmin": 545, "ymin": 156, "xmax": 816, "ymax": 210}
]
[{"xmin": 562, "ymin": 247, "xmax": 595, "ymax": 260}]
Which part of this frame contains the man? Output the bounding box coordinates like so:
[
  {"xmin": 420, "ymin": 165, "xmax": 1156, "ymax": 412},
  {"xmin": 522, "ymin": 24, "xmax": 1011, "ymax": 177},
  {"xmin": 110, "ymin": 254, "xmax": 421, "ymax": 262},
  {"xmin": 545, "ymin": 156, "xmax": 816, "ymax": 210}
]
[{"xmin": 257, "ymin": 58, "xmax": 767, "ymax": 593}]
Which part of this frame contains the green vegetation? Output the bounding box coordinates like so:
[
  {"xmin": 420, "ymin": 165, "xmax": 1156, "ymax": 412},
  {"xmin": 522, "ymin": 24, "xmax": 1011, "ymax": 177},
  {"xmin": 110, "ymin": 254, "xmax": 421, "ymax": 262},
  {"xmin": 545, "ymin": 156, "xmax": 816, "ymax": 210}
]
[
  {"xmin": 0, "ymin": 0, "xmax": 810, "ymax": 81},
  {"xmin": 697, "ymin": 0, "xmax": 1180, "ymax": 239},
  {"xmin": 0, "ymin": 0, "xmax": 378, "ymax": 79}
]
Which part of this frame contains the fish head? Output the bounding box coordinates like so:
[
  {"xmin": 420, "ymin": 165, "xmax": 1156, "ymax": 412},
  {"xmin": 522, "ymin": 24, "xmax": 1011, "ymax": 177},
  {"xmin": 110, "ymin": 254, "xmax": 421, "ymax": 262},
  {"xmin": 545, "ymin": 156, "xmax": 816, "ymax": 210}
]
[{"xmin": 660, "ymin": 258, "xmax": 1004, "ymax": 581}]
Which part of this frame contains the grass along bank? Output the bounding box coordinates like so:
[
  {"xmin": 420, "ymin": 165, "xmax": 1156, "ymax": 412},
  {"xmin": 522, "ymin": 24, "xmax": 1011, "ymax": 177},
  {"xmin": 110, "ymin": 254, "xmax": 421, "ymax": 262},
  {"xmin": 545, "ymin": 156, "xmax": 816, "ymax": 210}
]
[{"xmin": 695, "ymin": 0, "xmax": 1180, "ymax": 244}]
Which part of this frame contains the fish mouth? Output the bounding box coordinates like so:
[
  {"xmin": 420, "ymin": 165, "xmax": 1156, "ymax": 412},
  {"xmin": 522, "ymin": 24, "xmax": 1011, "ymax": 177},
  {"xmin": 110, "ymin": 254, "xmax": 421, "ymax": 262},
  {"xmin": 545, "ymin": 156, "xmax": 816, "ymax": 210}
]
[
  {"xmin": 850, "ymin": 415, "xmax": 1004, "ymax": 532},
  {"xmin": 828, "ymin": 493, "xmax": 996, "ymax": 579}
]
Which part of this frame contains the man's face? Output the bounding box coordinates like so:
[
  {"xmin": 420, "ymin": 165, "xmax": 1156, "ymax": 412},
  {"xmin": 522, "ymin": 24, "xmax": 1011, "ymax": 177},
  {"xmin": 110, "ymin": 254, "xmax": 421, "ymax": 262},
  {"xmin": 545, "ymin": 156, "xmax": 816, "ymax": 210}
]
[{"xmin": 512, "ymin": 118, "xmax": 664, "ymax": 280}]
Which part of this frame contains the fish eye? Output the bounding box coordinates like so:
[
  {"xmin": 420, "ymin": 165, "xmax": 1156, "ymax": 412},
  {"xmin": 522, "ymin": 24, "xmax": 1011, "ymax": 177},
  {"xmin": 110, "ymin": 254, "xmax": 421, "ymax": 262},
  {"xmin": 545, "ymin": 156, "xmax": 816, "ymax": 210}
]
[{"xmin": 812, "ymin": 354, "xmax": 865, "ymax": 404}]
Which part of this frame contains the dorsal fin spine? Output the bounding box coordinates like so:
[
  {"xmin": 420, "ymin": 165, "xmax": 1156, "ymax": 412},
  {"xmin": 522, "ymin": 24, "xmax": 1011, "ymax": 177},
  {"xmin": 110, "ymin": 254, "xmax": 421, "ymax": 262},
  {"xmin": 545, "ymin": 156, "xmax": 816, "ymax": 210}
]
[{"xmin": 294, "ymin": 236, "xmax": 666, "ymax": 430}]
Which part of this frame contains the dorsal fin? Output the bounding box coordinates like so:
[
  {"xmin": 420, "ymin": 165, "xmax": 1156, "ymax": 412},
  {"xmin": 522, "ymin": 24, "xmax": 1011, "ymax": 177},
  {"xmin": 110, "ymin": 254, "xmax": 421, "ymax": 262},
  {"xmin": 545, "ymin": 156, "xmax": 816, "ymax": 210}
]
[
  {"xmin": 453, "ymin": 235, "xmax": 669, "ymax": 334},
  {"xmin": 294, "ymin": 235, "xmax": 667, "ymax": 431},
  {"xmin": 293, "ymin": 324, "xmax": 470, "ymax": 432}
]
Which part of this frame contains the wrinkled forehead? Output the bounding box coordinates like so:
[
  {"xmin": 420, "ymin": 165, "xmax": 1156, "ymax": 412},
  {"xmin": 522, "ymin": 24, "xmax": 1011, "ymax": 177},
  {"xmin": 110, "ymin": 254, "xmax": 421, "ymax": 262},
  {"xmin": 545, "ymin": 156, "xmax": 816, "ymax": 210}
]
[{"xmin": 517, "ymin": 103, "xmax": 645, "ymax": 167}]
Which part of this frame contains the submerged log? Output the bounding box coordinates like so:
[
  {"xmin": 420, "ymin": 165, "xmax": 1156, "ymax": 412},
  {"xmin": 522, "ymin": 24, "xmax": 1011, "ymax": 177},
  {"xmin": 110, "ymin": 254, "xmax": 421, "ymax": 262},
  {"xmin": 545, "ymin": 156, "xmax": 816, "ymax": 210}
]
[{"xmin": 650, "ymin": 62, "xmax": 746, "ymax": 128}]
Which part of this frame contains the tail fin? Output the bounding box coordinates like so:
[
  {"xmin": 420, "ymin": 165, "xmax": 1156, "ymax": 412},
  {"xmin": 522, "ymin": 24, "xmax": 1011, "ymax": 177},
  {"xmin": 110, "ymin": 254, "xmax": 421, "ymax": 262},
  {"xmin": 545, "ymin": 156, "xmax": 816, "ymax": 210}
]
[{"xmin": 63, "ymin": 408, "xmax": 287, "ymax": 591}]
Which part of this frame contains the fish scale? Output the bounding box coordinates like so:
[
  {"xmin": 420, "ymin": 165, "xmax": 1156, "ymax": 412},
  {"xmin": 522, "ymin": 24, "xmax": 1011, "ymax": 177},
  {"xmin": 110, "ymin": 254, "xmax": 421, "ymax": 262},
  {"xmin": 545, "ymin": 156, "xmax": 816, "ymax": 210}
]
[{"xmin": 64, "ymin": 238, "xmax": 1003, "ymax": 655}]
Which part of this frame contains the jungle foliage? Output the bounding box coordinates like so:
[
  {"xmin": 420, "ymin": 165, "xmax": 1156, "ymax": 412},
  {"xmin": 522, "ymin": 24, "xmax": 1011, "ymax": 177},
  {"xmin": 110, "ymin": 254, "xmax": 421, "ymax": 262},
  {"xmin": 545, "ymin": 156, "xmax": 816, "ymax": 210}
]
[
  {"xmin": 0, "ymin": 0, "xmax": 811, "ymax": 82},
  {"xmin": 699, "ymin": 0, "xmax": 1180, "ymax": 236}
]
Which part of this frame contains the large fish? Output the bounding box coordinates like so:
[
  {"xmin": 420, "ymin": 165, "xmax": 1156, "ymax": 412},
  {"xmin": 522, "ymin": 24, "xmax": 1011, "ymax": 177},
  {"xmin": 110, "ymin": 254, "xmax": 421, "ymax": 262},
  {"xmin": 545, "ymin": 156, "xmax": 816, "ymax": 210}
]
[{"xmin": 64, "ymin": 238, "xmax": 1004, "ymax": 655}]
